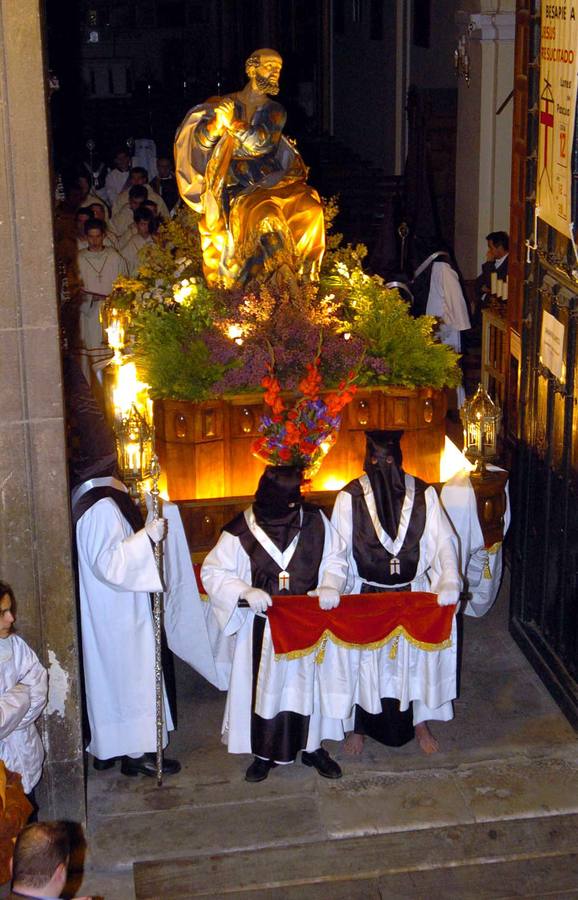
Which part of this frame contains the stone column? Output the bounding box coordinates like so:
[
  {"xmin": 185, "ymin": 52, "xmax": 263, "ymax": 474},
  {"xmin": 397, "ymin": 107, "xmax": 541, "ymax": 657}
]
[
  {"xmin": 454, "ymin": 9, "xmax": 516, "ymax": 278},
  {"xmin": 0, "ymin": 2, "xmax": 85, "ymax": 819}
]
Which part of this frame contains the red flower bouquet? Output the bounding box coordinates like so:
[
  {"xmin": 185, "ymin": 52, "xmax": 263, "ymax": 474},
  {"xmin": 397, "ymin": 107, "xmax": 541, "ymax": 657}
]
[{"xmin": 251, "ymin": 358, "xmax": 357, "ymax": 478}]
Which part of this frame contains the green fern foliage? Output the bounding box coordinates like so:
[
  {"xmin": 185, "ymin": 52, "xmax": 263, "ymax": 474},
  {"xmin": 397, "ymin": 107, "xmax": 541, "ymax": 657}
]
[{"xmin": 131, "ymin": 306, "xmax": 227, "ymax": 401}]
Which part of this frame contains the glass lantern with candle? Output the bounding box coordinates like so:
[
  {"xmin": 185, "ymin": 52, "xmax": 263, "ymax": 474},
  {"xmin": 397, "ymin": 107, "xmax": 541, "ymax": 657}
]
[
  {"xmin": 460, "ymin": 384, "xmax": 502, "ymax": 474},
  {"xmin": 111, "ymin": 361, "xmax": 154, "ymax": 496},
  {"xmin": 115, "ymin": 404, "xmax": 153, "ymax": 496}
]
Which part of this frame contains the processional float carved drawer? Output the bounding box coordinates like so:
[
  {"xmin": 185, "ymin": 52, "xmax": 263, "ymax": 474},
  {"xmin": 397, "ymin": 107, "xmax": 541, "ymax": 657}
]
[{"xmin": 153, "ymin": 387, "xmax": 448, "ymax": 503}]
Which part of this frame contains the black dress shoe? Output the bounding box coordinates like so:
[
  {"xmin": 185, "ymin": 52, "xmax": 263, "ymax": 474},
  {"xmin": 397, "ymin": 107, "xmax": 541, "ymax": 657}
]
[
  {"xmin": 93, "ymin": 756, "xmax": 117, "ymax": 771},
  {"xmin": 301, "ymin": 748, "xmax": 342, "ymax": 779},
  {"xmin": 245, "ymin": 757, "xmax": 278, "ymax": 783},
  {"xmin": 120, "ymin": 753, "xmax": 181, "ymax": 777}
]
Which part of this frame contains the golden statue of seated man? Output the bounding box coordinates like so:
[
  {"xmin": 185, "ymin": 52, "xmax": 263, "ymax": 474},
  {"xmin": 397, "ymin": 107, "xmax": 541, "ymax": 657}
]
[{"xmin": 174, "ymin": 48, "xmax": 325, "ymax": 288}]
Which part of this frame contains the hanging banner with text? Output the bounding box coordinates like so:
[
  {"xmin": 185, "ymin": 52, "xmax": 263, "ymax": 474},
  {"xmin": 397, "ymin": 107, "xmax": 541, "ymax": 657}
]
[{"xmin": 537, "ymin": 2, "xmax": 578, "ymax": 236}]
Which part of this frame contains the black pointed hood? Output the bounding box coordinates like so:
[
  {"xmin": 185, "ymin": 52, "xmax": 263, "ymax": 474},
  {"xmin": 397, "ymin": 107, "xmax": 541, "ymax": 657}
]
[
  {"xmin": 363, "ymin": 430, "xmax": 406, "ymax": 539},
  {"xmin": 63, "ymin": 356, "xmax": 119, "ymax": 488},
  {"xmin": 253, "ymin": 465, "xmax": 303, "ymax": 551}
]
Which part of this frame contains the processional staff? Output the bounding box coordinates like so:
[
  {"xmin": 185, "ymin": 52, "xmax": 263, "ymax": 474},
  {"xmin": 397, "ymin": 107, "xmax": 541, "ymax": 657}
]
[{"xmin": 149, "ymin": 448, "xmax": 164, "ymax": 786}]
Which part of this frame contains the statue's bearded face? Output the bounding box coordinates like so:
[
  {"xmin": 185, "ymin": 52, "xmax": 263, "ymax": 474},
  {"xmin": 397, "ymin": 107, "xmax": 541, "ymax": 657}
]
[{"xmin": 249, "ymin": 54, "xmax": 282, "ymax": 96}]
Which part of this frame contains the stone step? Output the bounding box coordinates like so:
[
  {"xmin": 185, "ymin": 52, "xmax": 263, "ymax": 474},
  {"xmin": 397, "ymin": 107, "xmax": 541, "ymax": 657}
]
[
  {"xmin": 133, "ymin": 812, "xmax": 578, "ymax": 898},
  {"xmin": 88, "ymin": 749, "xmax": 578, "ymax": 873}
]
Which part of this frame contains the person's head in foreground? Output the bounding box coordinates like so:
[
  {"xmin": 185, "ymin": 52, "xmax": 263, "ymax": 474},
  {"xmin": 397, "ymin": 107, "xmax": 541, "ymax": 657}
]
[
  {"xmin": 11, "ymin": 821, "xmax": 70, "ymax": 898},
  {"xmin": 0, "ymin": 581, "xmax": 15, "ymax": 639}
]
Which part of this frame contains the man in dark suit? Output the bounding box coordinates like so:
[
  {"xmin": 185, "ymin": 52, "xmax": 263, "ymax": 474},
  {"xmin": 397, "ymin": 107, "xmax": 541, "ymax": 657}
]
[{"xmin": 476, "ymin": 231, "xmax": 509, "ymax": 300}]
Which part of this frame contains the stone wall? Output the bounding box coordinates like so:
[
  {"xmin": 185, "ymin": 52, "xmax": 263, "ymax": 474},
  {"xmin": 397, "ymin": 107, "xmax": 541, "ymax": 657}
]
[{"xmin": 0, "ymin": 1, "xmax": 84, "ymax": 819}]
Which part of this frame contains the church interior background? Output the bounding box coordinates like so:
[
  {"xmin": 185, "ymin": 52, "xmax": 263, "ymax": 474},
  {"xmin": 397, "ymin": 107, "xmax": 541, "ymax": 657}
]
[{"xmin": 3, "ymin": 0, "xmax": 578, "ymax": 895}]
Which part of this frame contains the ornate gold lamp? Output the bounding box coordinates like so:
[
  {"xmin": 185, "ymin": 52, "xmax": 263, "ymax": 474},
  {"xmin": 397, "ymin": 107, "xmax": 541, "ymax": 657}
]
[
  {"xmin": 115, "ymin": 403, "xmax": 153, "ymax": 496},
  {"xmin": 460, "ymin": 383, "xmax": 502, "ymax": 474},
  {"xmin": 110, "ymin": 360, "xmax": 153, "ymax": 497}
]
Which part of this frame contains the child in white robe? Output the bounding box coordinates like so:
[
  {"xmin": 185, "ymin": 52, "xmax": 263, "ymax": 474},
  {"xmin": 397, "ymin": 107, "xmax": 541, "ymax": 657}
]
[{"xmin": 0, "ymin": 581, "xmax": 47, "ymax": 802}]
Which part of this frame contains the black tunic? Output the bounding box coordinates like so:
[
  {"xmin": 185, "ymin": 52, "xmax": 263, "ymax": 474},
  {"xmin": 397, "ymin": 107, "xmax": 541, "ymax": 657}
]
[{"xmin": 343, "ymin": 476, "xmax": 427, "ymax": 587}]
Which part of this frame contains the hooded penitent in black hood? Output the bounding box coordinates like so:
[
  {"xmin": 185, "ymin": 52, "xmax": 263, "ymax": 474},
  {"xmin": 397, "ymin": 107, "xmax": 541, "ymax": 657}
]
[
  {"xmin": 63, "ymin": 356, "xmax": 119, "ymax": 488},
  {"xmin": 363, "ymin": 430, "xmax": 406, "ymax": 539},
  {"xmin": 253, "ymin": 465, "xmax": 303, "ymax": 552}
]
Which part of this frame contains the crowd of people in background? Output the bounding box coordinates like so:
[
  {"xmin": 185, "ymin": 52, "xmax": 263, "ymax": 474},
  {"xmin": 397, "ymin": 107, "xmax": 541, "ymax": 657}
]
[{"xmin": 54, "ymin": 146, "xmax": 181, "ymax": 384}]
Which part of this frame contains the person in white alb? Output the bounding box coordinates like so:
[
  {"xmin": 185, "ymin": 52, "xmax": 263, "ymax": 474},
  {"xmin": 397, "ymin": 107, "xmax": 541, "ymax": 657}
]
[
  {"xmin": 110, "ymin": 184, "xmax": 148, "ymax": 242},
  {"xmin": 122, "ymin": 207, "xmax": 156, "ymax": 276},
  {"xmin": 76, "ymin": 219, "xmax": 127, "ymax": 382},
  {"xmin": 104, "ymin": 148, "xmax": 132, "ymax": 208},
  {"xmin": 66, "ymin": 360, "xmax": 180, "ymax": 778},
  {"xmin": 111, "ymin": 166, "xmax": 169, "ymax": 220}
]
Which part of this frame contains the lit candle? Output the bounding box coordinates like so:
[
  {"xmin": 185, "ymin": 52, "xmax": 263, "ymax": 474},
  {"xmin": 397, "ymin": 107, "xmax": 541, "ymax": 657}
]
[
  {"xmin": 490, "ymin": 271, "xmax": 497, "ymax": 295},
  {"xmin": 127, "ymin": 441, "xmax": 140, "ymax": 474}
]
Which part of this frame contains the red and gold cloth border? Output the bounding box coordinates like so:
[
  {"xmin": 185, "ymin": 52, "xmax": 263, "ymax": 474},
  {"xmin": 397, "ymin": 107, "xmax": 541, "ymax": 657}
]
[
  {"xmin": 192, "ymin": 565, "xmax": 454, "ymax": 661},
  {"xmin": 266, "ymin": 592, "xmax": 454, "ymax": 660}
]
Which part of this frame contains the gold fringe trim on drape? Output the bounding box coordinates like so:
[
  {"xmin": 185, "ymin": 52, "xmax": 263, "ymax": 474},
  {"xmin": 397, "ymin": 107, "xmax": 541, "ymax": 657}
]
[{"xmin": 276, "ymin": 626, "xmax": 453, "ymax": 664}]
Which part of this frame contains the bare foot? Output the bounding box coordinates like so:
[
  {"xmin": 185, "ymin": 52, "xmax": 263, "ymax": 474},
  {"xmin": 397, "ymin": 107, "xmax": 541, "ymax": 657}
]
[
  {"xmin": 415, "ymin": 722, "xmax": 439, "ymax": 754},
  {"xmin": 344, "ymin": 732, "xmax": 365, "ymax": 755}
]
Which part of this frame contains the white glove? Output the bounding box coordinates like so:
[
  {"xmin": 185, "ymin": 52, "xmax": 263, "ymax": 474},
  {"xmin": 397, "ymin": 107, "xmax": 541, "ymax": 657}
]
[
  {"xmin": 145, "ymin": 517, "xmax": 167, "ymax": 543},
  {"xmin": 308, "ymin": 586, "xmax": 341, "ymax": 610},
  {"xmin": 240, "ymin": 587, "xmax": 272, "ymax": 614},
  {"xmin": 437, "ymin": 587, "xmax": 459, "ymax": 607}
]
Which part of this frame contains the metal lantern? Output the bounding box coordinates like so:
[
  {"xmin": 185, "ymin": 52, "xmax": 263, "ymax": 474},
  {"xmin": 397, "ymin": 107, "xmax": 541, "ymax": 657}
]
[
  {"xmin": 460, "ymin": 384, "xmax": 502, "ymax": 473},
  {"xmin": 115, "ymin": 404, "xmax": 153, "ymax": 496}
]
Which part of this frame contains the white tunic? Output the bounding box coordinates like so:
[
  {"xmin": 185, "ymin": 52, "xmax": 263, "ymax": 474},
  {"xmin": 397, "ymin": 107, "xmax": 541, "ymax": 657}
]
[
  {"xmin": 77, "ymin": 248, "xmax": 128, "ymax": 381},
  {"xmin": 110, "ymin": 204, "xmax": 137, "ymax": 241},
  {"xmin": 112, "ymin": 186, "xmax": 169, "ymax": 219},
  {"xmin": 123, "ymin": 234, "xmax": 153, "ymax": 276},
  {"xmin": 331, "ymin": 476, "xmax": 461, "ymax": 722},
  {"xmin": 145, "ymin": 495, "xmax": 231, "ymax": 690},
  {"xmin": 426, "ymin": 261, "xmax": 471, "ymax": 353},
  {"xmin": 0, "ymin": 635, "xmax": 47, "ymax": 793},
  {"xmin": 201, "ymin": 508, "xmax": 351, "ymax": 757},
  {"xmin": 105, "ymin": 168, "xmax": 132, "ymax": 207},
  {"xmin": 77, "ymin": 234, "xmax": 119, "ymax": 252},
  {"xmin": 440, "ymin": 467, "xmax": 511, "ymax": 618},
  {"xmin": 78, "ymin": 247, "xmax": 127, "ymax": 297},
  {"xmin": 75, "ymin": 496, "xmax": 173, "ymax": 759}
]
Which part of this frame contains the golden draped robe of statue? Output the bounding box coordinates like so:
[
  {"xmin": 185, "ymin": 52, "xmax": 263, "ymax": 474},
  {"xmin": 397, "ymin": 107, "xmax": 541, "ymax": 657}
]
[{"xmin": 174, "ymin": 95, "xmax": 325, "ymax": 288}]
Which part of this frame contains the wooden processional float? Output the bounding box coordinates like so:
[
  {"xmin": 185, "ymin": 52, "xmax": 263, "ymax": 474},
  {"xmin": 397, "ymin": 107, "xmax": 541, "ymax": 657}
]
[{"xmin": 153, "ymin": 386, "xmax": 447, "ymax": 557}]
